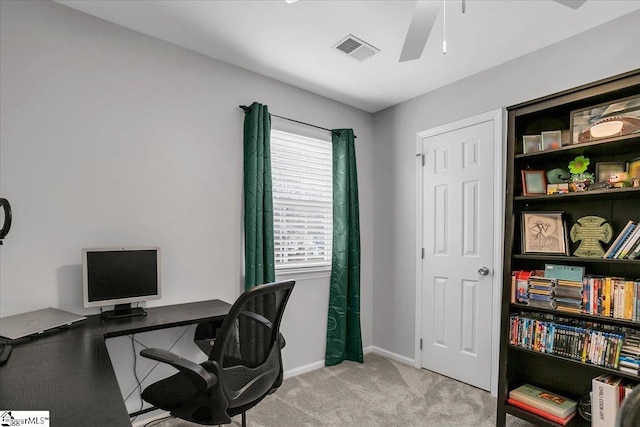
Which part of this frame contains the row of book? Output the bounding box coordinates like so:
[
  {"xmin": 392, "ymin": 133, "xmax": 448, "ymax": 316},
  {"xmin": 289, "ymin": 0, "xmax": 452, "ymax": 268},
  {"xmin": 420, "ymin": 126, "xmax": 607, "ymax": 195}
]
[
  {"xmin": 512, "ymin": 269, "xmax": 640, "ymax": 322},
  {"xmin": 508, "ymin": 377, "xmax": 638, "ymax": 427},
  {"xmin": 582, "ymin": 275, "xmax": 640, "ymax": 320},
  {"xmin": 509, "ymin": 314, "xmax": 624, "ymax": 369},
  {"xmin": 604, "ymin": 219, "xmax": 640, "ymax": 260}
]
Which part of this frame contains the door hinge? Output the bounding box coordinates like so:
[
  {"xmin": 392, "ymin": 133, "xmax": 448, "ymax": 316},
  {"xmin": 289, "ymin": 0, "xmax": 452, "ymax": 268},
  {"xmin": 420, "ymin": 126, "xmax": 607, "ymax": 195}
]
[
  {"xmin": 421, "ymin": 248, "xmax": 425, "ymax": 259},
  {"xmin": 420, "ymin": 339, "xmax": 423, "ymax": 350},
  {"xmin": 416, "ymin": 153, "xmax": 425, "ymax": 166}
]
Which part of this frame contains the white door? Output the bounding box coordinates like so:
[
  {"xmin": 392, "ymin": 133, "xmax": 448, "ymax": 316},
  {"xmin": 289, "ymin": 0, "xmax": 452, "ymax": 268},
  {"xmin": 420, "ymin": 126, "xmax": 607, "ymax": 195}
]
[{"xmin": 419, "ymin": 119, "xmax": 496, "ymax": 391}]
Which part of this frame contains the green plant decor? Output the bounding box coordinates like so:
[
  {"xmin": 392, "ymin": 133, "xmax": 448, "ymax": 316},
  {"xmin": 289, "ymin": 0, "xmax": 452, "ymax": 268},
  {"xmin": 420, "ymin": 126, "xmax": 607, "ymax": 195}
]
[{"xmin": 568, "ymin": 156, "xmax": 595, "ymax": 190}]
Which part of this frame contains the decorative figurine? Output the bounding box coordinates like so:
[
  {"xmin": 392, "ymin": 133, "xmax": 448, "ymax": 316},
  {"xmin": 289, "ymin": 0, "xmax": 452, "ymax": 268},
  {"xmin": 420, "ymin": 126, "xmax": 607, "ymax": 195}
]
[
  {"xmin": 608, "ymin": 172, "xmax": 630, "ymax": 188},
  {"xmin": 568, "ymin": 155, "xmax": 595, "ymax": 192}
]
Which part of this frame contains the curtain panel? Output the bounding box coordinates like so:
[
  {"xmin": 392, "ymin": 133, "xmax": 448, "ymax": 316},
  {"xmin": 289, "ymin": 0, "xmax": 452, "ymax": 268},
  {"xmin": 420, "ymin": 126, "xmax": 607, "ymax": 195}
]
[
  {"xmin": 325, "ymin": 128, "xmax": 363, "ymax": 366},
  {"xmin": 242, "ymin": 102, "xmax": 276, "ymax": 290}
]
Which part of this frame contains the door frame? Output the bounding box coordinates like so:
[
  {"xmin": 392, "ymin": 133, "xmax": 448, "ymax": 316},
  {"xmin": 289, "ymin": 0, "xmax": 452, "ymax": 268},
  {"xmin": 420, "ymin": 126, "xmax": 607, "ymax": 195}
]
[{"xmin": 414, "ymin": 108, "xmax": 504, "ymax": 396}]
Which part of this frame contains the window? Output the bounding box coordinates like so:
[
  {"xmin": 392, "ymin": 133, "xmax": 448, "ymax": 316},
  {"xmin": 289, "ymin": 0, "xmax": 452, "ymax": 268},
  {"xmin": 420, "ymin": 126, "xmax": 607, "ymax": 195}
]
[{"xmin": 270, "ymin": 121, "xmax": 332, "ymax": 273}]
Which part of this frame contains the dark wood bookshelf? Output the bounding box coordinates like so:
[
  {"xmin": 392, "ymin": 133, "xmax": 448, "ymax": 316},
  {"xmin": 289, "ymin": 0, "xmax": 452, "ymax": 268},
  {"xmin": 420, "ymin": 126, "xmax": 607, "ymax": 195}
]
[{"xmin": 497, "ymin": 69, "xmax": 640, "ymax": 427}]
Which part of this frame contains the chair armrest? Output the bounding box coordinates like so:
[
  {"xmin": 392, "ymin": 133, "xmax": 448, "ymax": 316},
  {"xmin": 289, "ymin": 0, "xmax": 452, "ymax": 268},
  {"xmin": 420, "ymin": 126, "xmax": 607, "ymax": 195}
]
[{"xmin": 140, "ymin": 348, "xmax": 217, "ymax": 391}]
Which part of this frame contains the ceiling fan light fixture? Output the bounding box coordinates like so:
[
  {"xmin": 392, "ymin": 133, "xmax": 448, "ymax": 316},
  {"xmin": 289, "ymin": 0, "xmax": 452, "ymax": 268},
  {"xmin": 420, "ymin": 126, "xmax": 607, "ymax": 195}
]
[
  {"xmin": 399, "ymin": 1, "xmax": 440, "ymax": 62},
  {"xmin": 554, "ymin": 0, "xmax": 587, "ymax": 9}
]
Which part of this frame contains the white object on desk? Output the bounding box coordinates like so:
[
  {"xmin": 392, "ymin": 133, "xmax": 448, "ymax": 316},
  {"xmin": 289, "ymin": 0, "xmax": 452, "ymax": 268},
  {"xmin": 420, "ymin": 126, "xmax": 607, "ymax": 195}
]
[{"xmin": 0, "ymin": 307, "xmax": 86, "ymax": 340}]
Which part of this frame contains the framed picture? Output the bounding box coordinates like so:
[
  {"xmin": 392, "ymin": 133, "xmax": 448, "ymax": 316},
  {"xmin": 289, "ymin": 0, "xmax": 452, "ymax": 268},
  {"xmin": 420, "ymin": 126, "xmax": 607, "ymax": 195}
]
[
  {"xmin": 521, "ymin": 211, "xmax": 569, "ymax": 255},
  {"xmin": 541, "ymin": 130, "xmax": 562, "ymax": 150},
  {"xmin": 628, "ymin": 157, "xmax": 640, "ymax": 178},
  {"xmin": 521, "ymin": 170, "xmax": 547, "ymax": 196},
  {"xmin": 570, "ymin": 94, "xmax": 640, "ymax": 144},
  {"xmin": 522, "ymin": 135, "xmax": 541, "ymax": 154},
  {"xmin": 595, "ymin": 162, "xmax": 625, "ymax": 182}
]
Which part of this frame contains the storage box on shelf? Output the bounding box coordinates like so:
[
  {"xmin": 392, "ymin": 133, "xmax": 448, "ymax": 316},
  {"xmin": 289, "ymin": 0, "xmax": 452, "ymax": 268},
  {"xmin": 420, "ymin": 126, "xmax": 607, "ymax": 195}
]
[{"xmin": 498, "ymin": 69, "xmax": 640, "ymax": 427}]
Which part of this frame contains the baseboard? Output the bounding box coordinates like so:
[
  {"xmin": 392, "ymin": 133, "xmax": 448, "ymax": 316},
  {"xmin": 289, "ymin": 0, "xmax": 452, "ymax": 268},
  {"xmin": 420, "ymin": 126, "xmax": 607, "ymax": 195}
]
[
  {"xmin": 283, "ymin": 346, "xmax": 414, "ymax": 380},
  {"xmin": 367, "ymin": 345, "xmax": 415, "ymax": 366},
  {"xmin": 283, "ymin": 359, "xmax": 325, "ymax": 379}
]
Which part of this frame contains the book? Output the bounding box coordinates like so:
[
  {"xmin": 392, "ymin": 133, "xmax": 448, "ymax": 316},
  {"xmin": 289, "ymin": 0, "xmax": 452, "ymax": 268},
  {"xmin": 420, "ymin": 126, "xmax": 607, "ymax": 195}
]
[
  {"xmin": 617, "ymin": 225, "xmax": 640, "ymax": 259},
  {"xmin": 592, "ymin": 374, "xmax": 623, "ymax": 427},
  {"xmin": 509, "ymin": 384, "xmax": 577, "ymax": 418},
  {"xmin": 624, "ymin": 280, "xmax": 634, "ymax": 320},
  {"xmin": 604, "ymin": 221, "xmax": 636, "ymax": 259},
  {"xmin": 628, "ymin": 237, "xmax": 640, "ymax": 260},
  {"xmin": 545, "ymin": 264, "xmax": 585, "ymax": 282},
  {"xmin": 507, "ymin": 397, "xmax": 575, "ymax": 425}
]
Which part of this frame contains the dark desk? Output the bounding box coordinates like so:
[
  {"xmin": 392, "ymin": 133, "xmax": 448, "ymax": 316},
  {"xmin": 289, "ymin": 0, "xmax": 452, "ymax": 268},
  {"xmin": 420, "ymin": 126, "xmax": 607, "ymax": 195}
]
[{"xmin": 0, "ymin": 299, "xmax": 231, "ymax": 426}]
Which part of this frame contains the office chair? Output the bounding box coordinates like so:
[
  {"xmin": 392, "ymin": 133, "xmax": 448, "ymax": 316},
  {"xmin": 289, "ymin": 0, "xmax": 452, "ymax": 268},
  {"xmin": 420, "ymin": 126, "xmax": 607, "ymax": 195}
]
[
  {"xmin": 140, "ymin": 280, "xmax": 295, "ymax": 426},
  {"xmin": 616, "ymin": 385, "xmax": 640, "ymax": 427}
]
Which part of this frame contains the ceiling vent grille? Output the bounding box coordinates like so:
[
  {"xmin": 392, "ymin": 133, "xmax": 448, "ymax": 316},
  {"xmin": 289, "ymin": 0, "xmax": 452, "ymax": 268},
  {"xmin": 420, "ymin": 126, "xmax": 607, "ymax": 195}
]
[{"xmin": 333, "ymin": 34, "xmax": 380, "ymax": 62}]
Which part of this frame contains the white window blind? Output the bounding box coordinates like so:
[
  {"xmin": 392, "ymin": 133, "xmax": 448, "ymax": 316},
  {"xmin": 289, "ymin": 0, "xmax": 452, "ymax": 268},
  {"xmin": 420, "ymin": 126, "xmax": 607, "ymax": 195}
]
[{"xmin": 271, "ymin": 128, "xmax": 332, "ymax": 272}]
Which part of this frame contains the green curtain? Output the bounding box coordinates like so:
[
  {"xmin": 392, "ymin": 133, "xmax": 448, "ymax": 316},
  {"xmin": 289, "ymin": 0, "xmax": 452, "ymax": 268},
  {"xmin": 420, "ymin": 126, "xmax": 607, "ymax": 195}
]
[
  {"xmin": 325, "ymin": 128, "xmax": 363, "ymax": 366},
  {"xmin": 242, "ymin": 102, "xmax": 275, "ymax": 290}
]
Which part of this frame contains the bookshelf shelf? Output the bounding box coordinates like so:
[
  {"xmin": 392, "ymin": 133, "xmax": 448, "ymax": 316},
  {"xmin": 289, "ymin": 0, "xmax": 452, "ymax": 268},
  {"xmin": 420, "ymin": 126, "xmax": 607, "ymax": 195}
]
[
  {"xmin": 498, "ymin": 70, "xmax": 640, "ymax": 427},
  {"xmin": 514, "ymin": 187, "xmax": 640, "ymax": 202},
  {"xmin": 514, "ymin": 133, "xmax": 640, "ymax": 160},
  {"xmin": 505, "ymin": 405, "xmax": 589, "ymax": 427},
  {"xmin": 509, "ymin": 346, "xmax": 640, "ymax": 382},
  {"xmin": 513, "ymin": 254, "xmax": 638, "ymax": 264},
  {"xmin": 511, "ymin": 303, "xmax": 640, "ymax": 328}
]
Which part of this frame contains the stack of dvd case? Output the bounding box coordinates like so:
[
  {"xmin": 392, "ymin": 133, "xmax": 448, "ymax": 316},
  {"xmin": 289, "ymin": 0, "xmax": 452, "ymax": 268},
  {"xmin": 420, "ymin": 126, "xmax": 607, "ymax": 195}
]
[
  {"xmin": 527, "ymin": 276, "xmax": 556, "ymax": 310},
  {"xmin": 619, "ymin": 330, "xmax": 640, "ymax": 375},
  {"xmin": 555, "ymin": 279, "xmax": 583, "ymax": 313}
]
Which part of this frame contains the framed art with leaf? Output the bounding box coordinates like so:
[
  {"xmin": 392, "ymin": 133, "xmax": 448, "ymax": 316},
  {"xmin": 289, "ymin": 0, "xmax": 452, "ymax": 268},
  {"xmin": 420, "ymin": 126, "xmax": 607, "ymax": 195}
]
[{"xmin": 521, "ymin": 211, "xmax": 569, "ymax": 255}]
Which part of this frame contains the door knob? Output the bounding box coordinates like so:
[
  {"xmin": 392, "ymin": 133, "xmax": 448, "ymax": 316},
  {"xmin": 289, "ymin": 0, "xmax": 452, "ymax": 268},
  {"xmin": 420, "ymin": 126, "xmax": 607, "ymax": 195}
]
[{"xmin": 478, "ymin": 266, "xmax": 490, "ymax": 276}]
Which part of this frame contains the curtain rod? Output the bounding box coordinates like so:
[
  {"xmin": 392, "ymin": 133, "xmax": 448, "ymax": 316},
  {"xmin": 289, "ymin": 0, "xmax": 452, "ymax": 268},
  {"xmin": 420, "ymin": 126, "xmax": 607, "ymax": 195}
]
[{"xmin": 239, "ymin": 105, "xmax": 331, "ymax": 133}]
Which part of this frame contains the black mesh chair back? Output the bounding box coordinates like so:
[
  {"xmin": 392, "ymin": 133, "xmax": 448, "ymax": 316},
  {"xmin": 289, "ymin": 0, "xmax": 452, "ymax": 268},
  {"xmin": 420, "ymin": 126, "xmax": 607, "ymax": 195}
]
[
  {"xmin": 616, "ymin": 385, "xmax": 640, "ymax": 427},
  {"xmin": 211, "ymin": 280, "xmax": 294, "ymax": 412},
  {"xmin": 140, "ymin": 281, "xmax": 295, "ymax": 426}
]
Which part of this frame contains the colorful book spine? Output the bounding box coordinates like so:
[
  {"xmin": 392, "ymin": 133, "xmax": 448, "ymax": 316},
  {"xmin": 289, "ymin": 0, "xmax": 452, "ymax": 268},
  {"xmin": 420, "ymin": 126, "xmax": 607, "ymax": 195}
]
[
  {"xmin": 617, "ymin": 226, "xmax": 640, "ymax": 259},
  {"xmin": 508, "ymin": 314, "xmax": 625, "ymax": 369},
  {"xmin": 604, "ymin": 221, "xmax": 636, "ymax": 259}
]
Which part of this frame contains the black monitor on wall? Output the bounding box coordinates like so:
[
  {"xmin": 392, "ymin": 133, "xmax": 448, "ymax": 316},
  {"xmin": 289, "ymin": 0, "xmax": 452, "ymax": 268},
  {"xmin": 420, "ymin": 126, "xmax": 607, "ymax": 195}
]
[{"xmin": 83, "ymin": 247, "xmax": 161, "ymax": 320}]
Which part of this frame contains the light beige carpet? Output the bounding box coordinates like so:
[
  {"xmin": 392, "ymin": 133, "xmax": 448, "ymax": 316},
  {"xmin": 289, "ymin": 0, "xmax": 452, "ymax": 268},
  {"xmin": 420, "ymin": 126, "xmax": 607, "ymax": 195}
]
[{"xmin": 142, "ymin": 352, "xmax": 535, "ymax": 427}]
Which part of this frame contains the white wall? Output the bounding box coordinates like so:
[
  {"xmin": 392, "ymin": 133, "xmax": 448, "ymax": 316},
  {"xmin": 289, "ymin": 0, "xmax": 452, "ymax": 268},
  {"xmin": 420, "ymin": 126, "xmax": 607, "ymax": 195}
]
[
  {"xmin": 371, "ymin": 11, "xmax": 640, "ymax": 360},
  {"xmin": 0, "ymin": 0, "xmax": 374, "ymax": 382}
]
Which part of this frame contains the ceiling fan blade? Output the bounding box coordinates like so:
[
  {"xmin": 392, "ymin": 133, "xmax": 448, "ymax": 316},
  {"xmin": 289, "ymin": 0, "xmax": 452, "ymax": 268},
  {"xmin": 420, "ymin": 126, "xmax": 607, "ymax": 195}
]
[
  {"xmin": 553, "ymin": 0, "xmax": 587, "ymax": 9},
  {"xmin": 399, "ymin": 1, "xmax": 440, "ymax": 62}
]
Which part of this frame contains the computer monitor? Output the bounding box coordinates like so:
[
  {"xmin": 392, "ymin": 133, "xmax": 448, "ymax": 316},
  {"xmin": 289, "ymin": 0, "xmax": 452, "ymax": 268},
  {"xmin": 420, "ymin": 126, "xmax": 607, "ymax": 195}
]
[{"xmin": 83, "ymin": 247, "xmax": 161, "ymax": 320}]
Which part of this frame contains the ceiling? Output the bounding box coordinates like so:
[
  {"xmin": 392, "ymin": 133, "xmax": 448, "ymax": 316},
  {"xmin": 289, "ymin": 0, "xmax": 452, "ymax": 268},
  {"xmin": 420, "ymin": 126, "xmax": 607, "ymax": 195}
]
[{"xmin": 56, "ymin": 0, "xmax": 640, "ymax": 113}]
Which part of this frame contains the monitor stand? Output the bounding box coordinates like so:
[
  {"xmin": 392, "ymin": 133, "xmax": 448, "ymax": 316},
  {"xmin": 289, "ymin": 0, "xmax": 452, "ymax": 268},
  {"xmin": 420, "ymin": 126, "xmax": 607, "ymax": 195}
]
[{"xmin": 101, "ymin": 304, "xmax": 147, "ymax": 321}]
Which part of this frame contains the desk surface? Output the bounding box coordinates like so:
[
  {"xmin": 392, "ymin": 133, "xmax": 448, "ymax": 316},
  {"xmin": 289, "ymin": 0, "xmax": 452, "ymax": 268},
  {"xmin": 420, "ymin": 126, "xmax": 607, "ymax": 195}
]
[{"xmin": 0, "ymin": 299, "xmax": 231, "ymax": 427}]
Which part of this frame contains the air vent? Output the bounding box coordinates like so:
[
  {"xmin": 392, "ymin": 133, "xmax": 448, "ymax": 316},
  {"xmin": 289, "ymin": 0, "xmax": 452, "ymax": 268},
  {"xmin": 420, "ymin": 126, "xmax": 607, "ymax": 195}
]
[{"xmin": 333, "ymin": 34, "xmax": 380, "ymax": 62}]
